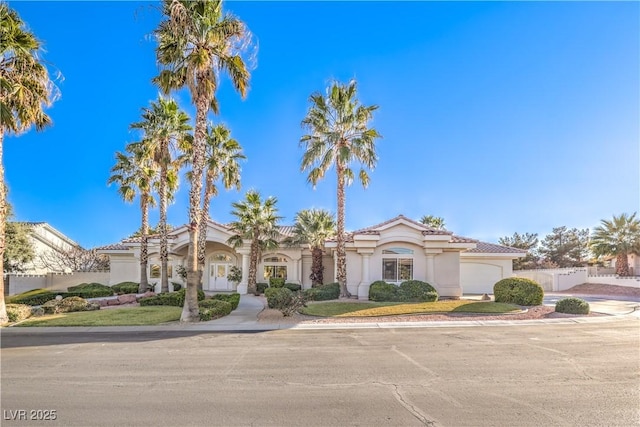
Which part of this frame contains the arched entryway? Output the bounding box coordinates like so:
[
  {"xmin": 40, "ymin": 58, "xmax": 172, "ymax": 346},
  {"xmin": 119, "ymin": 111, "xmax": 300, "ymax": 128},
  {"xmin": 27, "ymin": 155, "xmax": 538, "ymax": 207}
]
[{"xmin": 207, "ymin": 252, "xmax": 237, "ymax": 291}]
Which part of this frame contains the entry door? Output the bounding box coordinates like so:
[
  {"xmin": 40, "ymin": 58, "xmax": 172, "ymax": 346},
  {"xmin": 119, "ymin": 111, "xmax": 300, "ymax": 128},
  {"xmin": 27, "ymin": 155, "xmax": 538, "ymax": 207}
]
[{"xmin": 210, "ymin": 264, "xmax": 229, "ymax": 290}]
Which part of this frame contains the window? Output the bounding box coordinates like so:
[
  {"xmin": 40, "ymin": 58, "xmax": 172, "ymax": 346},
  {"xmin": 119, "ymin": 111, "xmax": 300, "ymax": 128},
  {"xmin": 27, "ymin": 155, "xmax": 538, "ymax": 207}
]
[
  {"xmin": 150, "ymin": 264, "xmax": 160, "ymax": 278},
  {"xmin": 382, "ymin": 247, "xmax": 414, "ymax": 282},
  {"xmin": 264, "ymin": 256, "xmax": 287, "ymax": 263},
  {"xmin": 264, "ymin": 266, "xmax": 287, "ymax": 280},
  {"xmin": 213, "ymin": 253, "xmax": 232, "ymax": 262}
]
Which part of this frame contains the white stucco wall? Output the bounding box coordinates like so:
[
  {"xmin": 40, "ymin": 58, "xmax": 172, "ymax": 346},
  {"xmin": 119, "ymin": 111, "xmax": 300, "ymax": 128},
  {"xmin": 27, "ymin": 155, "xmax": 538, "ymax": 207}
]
[
  {"xmin": 460, "ymin": 258, "xmax": 513, "ymax": 294},
  {"xmin": 434, "ymin": 251, "xmax": 462, "ymax": 297},
  {"xmin": 108, "ymin": 253, "xmax": 140, "ymax": 285}
]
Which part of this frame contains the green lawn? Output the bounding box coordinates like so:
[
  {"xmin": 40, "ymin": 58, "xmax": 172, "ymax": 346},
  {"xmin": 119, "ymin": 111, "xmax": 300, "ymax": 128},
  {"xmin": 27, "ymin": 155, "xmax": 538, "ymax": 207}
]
[
  {"xmin": 16, "ymin": 306, "xmax": 182, "ymax": 327},
  {"xmin": 300, "ymin": 300, "xmax": 521, "ymax": 317}
]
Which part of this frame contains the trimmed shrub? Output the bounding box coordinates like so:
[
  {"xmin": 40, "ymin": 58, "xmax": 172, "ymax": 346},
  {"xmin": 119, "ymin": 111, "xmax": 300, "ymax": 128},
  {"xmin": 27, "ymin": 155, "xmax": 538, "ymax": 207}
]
[
  {"xmin": 42, "ymin": 296, "xmax": 100, "ymax": 314},
  {"xmin": 139, "ymin": 288, "xmax": 204, "ymax": 307},
  {"xmin": 555, "ymin": 298, "xmax": 590, "ymax": 315},
  {"xmin": 265, "ymin": 287, "xmax": 293, "ymax": 309},
  {"xmin": 256, "ymin": 283, "xmax": 269, "ymax": 294},
  {"xmin": 269, "ymin": 277, "xmax": 285, "ymax": 288},
  {"xmin": 198, "ymin": 300, "xmax": 233, "ymax": 321},
  {"xmin": 9, "ymin": 289, "xmax": 58, "ymax": 306},
  {"xmin": 210, "ymin": 293, "xmax": 241, "ymax": 310},
  {"xmin": 303, "ymin": 282, "xmax": 340, "ymax": 301},
  {"xmin": 398, "ymin": 280, "xmax": 438, "ymax": 302},
  {"xmin": 265, "ymin": 287, "xmax": 305, "ymax": 316},
  {"xmin": 283, "ymin": 283, "xmax": 302, "ymax": 292},
  {"xmin": 111, "ymin": 282, "xmax": 139, "ymax": 295},
  {"xmin": 66, "ymin": 283, "xmax": 114, "ymax": 298},
  {"xmin": 171, "ymin": 282, "xmax": 182, "ymax": 292},
  {"xmin": 493, "ymin": 277, "xmax": 544, "ymax": 306},
  {"xmin": 369, "ymin": 281, "xmax": 398, "ymax": 302},
  {"xmin": 5, "ymin": 304, "xmax": 33, "ymax": 323}
]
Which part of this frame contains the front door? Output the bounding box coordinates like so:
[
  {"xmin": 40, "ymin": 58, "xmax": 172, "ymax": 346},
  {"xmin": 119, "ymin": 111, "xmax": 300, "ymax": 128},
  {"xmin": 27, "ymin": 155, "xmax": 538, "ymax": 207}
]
[{"xmin": 210, "ymin": 264, "xmax": 229, "ymax": 291}]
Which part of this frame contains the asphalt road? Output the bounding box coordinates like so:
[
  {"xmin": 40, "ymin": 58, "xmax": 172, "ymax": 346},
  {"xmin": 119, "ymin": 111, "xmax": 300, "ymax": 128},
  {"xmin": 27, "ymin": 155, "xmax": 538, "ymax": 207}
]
[{"xmin": 2, "ymin": 320, "xmax": 639, "ymax": 427}]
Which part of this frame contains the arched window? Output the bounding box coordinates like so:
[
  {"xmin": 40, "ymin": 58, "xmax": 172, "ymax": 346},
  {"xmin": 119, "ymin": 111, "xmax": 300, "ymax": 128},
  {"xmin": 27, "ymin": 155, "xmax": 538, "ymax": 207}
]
[
  {"xmin": 213, "ymin": 253, "xmax": 233, "ymax": 262},
  {"xmin": 263, "ymin": 255, "xmax": 288, "ymax": 280}
]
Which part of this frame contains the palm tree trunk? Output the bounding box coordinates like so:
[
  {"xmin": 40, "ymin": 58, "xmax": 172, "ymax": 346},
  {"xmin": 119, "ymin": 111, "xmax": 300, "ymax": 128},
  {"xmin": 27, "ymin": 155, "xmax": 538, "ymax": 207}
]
[
  {"xmin": 336, "ymin": 162, "xmax": 350, "ymax": 297},
  {"xmin": 197, "ymin": 176, "xmax": 214, "ymax": 291},
  {"xmin": 159, "ymin": 159, "xmax": 169, "ymax": 293},
  {"xmin": 248, "ymin": 234, "xmax": 259, "ymax": 295},
  {"xmin": 182, "ymin": 87, "xmax": 208, "ymax": 322},
  {"xmin": 615, "ymin": 252, "xmax": 630, "ymax": 277},
  {"xmin": 139, "ymin": 194, "xmax": 150, "ymax": 293},
  {"xmin": 0, "ymin": 129, "xmax": 7, "ymax": 323},
  {"xmin": 311, "ymin": 246, "xmax": 324, "ymax": 287}
]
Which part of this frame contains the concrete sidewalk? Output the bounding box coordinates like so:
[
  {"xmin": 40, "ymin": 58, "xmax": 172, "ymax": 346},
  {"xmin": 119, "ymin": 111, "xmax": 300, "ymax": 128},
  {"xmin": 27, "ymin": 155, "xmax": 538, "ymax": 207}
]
[{"xmin": 3, "ymin": 293, "xmax": 639, "ymax": 334}]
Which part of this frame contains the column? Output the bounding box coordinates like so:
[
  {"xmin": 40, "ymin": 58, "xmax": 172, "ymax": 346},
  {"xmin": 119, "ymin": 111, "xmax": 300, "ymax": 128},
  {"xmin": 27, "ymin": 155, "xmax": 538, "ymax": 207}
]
[
  {"xmin": 357, "ymin": 250, "xmax": 374, "ymax": 300},
  {"xmin": 290, "ymin": 258, "xmax": 300, "ymax": 284},
  {"xmin": 236, "ymin": 249, "xmax": 250, "ymax": 294},
  {"xmin": 425, "ymin": 254, "xmax": 436, "ymax": 284},
  {"xmin": 333, "ymin": 251, "xmax": 338, "ymax": 283}
]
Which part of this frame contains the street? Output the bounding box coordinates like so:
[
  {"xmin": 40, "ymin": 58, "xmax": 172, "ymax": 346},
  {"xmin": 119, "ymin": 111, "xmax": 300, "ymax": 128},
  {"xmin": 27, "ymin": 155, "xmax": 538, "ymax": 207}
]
[{"xmin": 2, "ymin": 319, "xmax": 639, "ymax": 426}]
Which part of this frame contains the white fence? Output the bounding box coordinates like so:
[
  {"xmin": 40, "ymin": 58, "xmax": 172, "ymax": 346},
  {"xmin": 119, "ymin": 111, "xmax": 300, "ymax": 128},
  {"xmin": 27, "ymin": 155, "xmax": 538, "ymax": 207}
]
[
  {"xmin": 514, "ymin": 268, "xmax": 640, "ymax": 292},
  {"xmin": 4, "ymin": 272, "xmax": 110, "ymax": 295}
]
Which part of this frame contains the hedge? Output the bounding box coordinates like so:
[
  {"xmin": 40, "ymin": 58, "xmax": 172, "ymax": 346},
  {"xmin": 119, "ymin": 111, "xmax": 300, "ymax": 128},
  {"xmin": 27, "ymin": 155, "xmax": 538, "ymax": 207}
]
[
  {"xmin": 9, "ymin": 289, "xmax": 58, "ymax": 306},
  {"xmin": 555, "ymin": 297, "xmax": 590, "ymax": 315},
  {"xmin": 303, "ymin": 282, "xmax": 340, "ymax": 301},
  {"xmin": 209, "ymin": 293, "xmax": 241, "ymax": 310},
  {"xmin": 493, "ymin": 277, "xmax": 544, "ymax": 306},
  {"xmin": 198, "ymin": 300, "xmax": 233, "ymax": 321},
  {"xmin": 66, "ymin": 283, "xmax": 114, "ymax": 298},
  {"xmin": 42, "ymin": 296, "xmax": 100, "ymax": 314},
  {"xmin": 283, "ymin": 283, "xmax": 302, "ymax": 292},
  {"xmin": 264, "ymin": 287, "xmax": 305, "ymax": 316},
  {"xmin": 139, "ymin": 288, "xmax": 205, "ymax": 307},
  {"xmin": 369, "ymin": 280, "xmax": 438, "ymax": 302},
  {"xmin": 269, "ymin": 277, "xmax": 285, "ymax": 288},
  {"xmin": 256, "ymin": 283, "xmax": 269, "ymax": 294},
  {"xmin": 111, "ymin": 282, "xmax": 140, "ymax": 295}
]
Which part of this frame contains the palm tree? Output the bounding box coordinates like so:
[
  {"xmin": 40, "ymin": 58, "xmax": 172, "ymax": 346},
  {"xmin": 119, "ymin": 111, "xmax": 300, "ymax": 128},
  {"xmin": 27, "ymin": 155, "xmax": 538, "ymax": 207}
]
[
  {"xmin": 0, "ymin": 3, "xmax": 59, "ymax": 323},
  {"xmin": 419, "ymin": 215, "xmax": 446, "ymax": 230},
  {"xmin": 284, "ymin": 209, "xmax": 336, "ymax": 287},
  {"xmin": 197, "ymin": 124, "xmax": 244, "ymax": 280},
  {"xmin": 300, "ymin": 80, "xmax": 381, "ymax": 298},
  {"xmin": 130, "ymin": 97, "xmax": 191, "ymax": 292},
  {"xmin": 227, "ymin": 190, "xmax": 281, "ymax": 295},
  {"xmin": 154, "ymin": 0, "xmax": 251, "ymax": 321},
  {"xmin": 590, "ymin": 212, "xmax": 640, "ymax": 277},
  {"xmin": 108, "ymin": 147, "xmax": 156, "ymax": 293}
]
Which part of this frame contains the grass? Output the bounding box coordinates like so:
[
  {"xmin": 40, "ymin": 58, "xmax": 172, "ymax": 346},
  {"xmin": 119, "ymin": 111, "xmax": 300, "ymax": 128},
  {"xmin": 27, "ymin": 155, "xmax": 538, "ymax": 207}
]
[
  {"xmin": 15, "ymin": 306, "xmax": 182, "ymax": 327},
  {"xmin": 6, "ymin": 288, "xmax": 53, "ymax": 303},
  {"xmin": 299, "ymin": 300, "xmax": 521, "ymax": 317}
]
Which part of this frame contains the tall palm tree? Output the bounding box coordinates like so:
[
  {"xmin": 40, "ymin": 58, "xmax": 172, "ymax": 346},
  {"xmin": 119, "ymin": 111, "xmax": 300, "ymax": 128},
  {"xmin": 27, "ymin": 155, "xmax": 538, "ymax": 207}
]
[
  {"xmin": 130, "ymin": 97, "xmax": 191, "ymax": 293},
  {"xmin": 227, "ymin": 190, "xmax": 281, "ymax": 295},
  {"xmin": 197, "ymin": 124, "xmax": 244, "ymax": 280},
  {"xmin": 154, "ymin": 0, "xmax": 251, "ymax": 321},
  {"xmin": 108, "ymin": 147, "xmax": 156, "ymax": 293},
  {"xmin": 284, "ymin": 209, "xmax": 336, "ymax": 287},
  {"xmin": 0, "ymin": 3, "xmax": 59, "ymax": 323},
  {"xmin": 300, "ymin": 80, "xmax": 381, "ymax": 298},
  {"xmin": 590, "ymin": 212, "xmax": 640, "ymax": 277},
  {"xmin": 419, "ymin": 215, "xmax": 446, "ymax": 230}
]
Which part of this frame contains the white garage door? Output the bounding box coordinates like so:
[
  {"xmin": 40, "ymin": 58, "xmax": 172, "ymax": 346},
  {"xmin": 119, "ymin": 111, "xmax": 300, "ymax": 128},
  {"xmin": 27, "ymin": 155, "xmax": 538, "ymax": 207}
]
[{"xmin": 460, "ymin": 263, "xmax": 503, "ymax": 294}]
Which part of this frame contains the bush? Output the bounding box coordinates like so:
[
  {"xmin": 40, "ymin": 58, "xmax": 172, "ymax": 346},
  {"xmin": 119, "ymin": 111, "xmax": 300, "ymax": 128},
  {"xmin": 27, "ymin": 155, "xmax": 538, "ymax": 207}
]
[
  {"xmin": 198, "ymin": 300, "xmax": 233, "ymax": 321},
  {"xmin": 369, "ymin": 281, "xmax": 398, "ymax": 302},
  {"xmin": 493, "ymin": 277, "xmax": 544, "ymax": 306},
  {"xmin": 256, "ymin": 283, "xmax": 269, "ymax": 294},
  {"xmin": 303, "ymin": 282, "xmax": 340, "ymax": 301},
  {"xmin": 42, "ymin": 296, "xmax": 100, "ymax": 314},
  {"xmin": 265, "ymin": 287, "xmax": 305, "ymax": 316},
  {"xmin": 111, "ymin": 282, "xmax": 140, "ymax": 295},
  {"xmin": 265, "ymin": 287, "xmax": 293, "ymax": 309},
  {"xmin": 171, "ymin": 282, "xmax": 182, "ymax": 292},
  {"xmin": 209, "ymin": 293, "xmax": 241, "ymax": 310},
  {"xmin": 269, "ymin": 277, "xmax": 285, "ymax": 288},
  {"xmin": 555, "ymin": 297, "xmax": 590, "ymax": 315},
  {"xmin": 5, "ymin": 304, "xmax": 33, "ymax": 323},
  {"xmin": 139, "ymin": 288, "xmax": 205, "ymax": 307},
  {"xmin": 9, "ymin": 289, "xmax": 58, "ymax": 306},
  {"xmin": 283, "ymin": 283, "xmax": 302, "ymax": 292},
  {"xmin": 66, "ymin": 283, "xmax": 114, "ymax": 298},
  {"xmin": 398, "ymin": 280, "xmax": 438, "ymax": 302}
]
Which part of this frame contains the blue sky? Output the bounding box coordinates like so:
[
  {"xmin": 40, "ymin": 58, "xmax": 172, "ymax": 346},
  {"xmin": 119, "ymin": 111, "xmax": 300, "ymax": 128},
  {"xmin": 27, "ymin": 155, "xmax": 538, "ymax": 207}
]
[{"xmin": 5, "ymin": 1, "xmax": 639, "ymax": 248}]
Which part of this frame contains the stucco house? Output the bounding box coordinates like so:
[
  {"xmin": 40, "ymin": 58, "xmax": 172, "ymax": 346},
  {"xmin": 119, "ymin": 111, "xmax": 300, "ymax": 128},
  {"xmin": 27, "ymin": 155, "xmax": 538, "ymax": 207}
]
[
  {"xmin": 13, "ymin": 222, "xmax": 79, "ymax": 274},
  {"xmin": 100, "ymin": 215, "xmax": 526, "ymax": 298}
]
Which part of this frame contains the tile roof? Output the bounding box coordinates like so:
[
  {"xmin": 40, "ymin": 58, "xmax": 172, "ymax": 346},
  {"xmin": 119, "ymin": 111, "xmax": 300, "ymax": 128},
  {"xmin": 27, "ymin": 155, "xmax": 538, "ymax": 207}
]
[
  {"xmin": 466, "ymin": 242, "xmax": 527, "ymax": 254},
  {"xmin": 350, "ymin": 214, "xmax": 452, "ymax": 236},
  {"xmin": 451, "ymin": 235, "xmax": 478, "ymax": 243},
  {"xmin": 96, "ymin": 243, "xmax": 129, "ymax": 251}
]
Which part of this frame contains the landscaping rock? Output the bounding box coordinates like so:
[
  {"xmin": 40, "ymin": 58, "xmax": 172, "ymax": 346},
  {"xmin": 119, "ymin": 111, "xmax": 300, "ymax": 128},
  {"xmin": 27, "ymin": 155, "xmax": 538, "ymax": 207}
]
[
  {"xmin": 481, "ymin": 293, "xmax": 491, "ymax": 301},
  {"xmin": 107, "ymin": 299, "xmax": 120, "ymax": 306},
  {"xmin": 117, "ymin": 294, "xmax": 137, "ymax": 304}
]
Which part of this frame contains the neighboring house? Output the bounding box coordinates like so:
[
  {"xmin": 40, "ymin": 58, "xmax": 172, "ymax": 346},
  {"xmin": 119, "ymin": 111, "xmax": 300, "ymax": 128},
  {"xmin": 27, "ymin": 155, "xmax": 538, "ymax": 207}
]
[
  {"xmin": 14, "ymin": 222, "xmax": 79, "ymax": 274},
  {"xmin": 99, "ymin": 215, "xmax": 526, "ymax": 298}
]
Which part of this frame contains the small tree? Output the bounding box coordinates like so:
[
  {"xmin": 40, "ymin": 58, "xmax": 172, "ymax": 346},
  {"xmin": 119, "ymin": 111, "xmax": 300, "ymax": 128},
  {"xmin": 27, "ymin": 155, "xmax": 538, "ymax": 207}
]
[
  {"xmin": 498, "ymin": 232, "xmax": 540, "ymax": 270},
  {"xmin": 37, "ymin": 246, "xmax": 110, "ymax": 272},
  {"xmin": 590, "ymin": 213, "xmax": 640, "ymax": 276},
  {"xmin": 4, "ymin": 220, "xmax": 35, "ymax": 273},
  {"xmin": 539, "ymin": 226, "xmax": 590, "ymax": 268}
]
